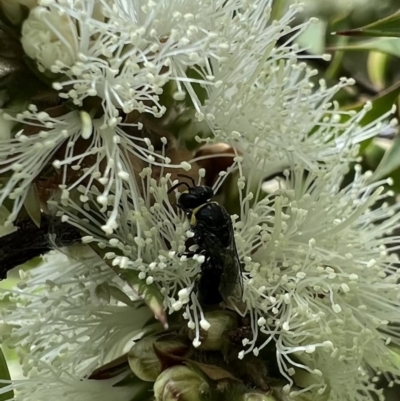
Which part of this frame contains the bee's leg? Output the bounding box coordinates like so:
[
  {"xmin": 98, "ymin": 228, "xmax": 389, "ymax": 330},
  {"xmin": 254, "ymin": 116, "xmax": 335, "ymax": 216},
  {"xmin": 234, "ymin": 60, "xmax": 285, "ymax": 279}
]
[
  {"xmin": 177, "ymin": 251, "xmax": 196, "ymax": 258},
  {"xmin": 177, "ymin": 249, "xmax": 206, "ymax": 258}
]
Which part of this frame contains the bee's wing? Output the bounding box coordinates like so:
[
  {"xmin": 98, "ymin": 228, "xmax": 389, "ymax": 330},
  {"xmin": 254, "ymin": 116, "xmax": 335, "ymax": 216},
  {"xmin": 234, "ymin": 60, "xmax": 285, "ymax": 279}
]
[{"xmin": 219, "ymin": 220, "xmax": 244, "ymax": 302}]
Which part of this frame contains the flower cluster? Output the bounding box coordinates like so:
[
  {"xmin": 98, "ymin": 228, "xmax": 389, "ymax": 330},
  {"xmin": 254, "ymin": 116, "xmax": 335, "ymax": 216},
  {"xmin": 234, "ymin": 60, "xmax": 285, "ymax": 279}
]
[
  {"xmin": 0, "ymin": 1, "xmax": 399, "ymax": 401},
  {"xmin": 237, "ymin": 160, "xmax": 400, "ymax": 398}
]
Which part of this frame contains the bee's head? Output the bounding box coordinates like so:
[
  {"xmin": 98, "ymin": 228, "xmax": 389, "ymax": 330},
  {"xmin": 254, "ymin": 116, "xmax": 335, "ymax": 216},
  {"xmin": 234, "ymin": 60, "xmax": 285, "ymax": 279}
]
[
  {"xmin": 168, "ymin": 174, "xmax": 214, "ymax": 211},
  {"xmin": 177, "ymin": 185, "xmax": 214, "ymax": 210}
]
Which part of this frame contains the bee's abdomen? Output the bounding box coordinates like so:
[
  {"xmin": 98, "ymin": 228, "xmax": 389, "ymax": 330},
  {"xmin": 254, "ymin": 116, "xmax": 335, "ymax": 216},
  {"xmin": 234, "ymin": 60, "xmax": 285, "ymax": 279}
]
[{"xmin": 197, "ymin": 265, "xmax": 224, "ymax": 305}]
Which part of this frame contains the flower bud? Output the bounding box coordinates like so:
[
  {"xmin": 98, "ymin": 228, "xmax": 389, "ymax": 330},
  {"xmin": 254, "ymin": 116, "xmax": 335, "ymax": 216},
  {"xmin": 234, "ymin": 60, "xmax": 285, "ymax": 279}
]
[
  {"xmin": 0, "ymin": 0, "xmax": 37, "ymax": 25},
  {"xmin": 187, "ymin": 310, "xmax": 238, "ymax": 351},
  {"xmin": 21, "ymin": 6, "xmax": 78, "ymax": 71},
  {"xmin": 128, "ymin": 335, "xmax": 189, "ymax": 382},
  {"xmin": 154, "ymin": 365, "xmax": 210, "ymax": 401},
  {"xmin": 244, "ymin": 392, "xmax": 278, "ymax": 401}
]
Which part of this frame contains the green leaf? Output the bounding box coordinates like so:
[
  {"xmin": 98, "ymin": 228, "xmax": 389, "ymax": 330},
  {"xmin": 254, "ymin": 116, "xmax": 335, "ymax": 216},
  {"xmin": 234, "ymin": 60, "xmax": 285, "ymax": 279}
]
[
  {"xmin": 183, "ymin": 67, "xmax": 208, "ymax": 108},
  {"xmin": 367, "ymin": 51, "xmax": 388, "ymax": 90},
  {"xmin": 296, "ymin": 20, "xmax": 327, "ymax": 55},
  {"xmin": 270, "ymin": 0, "xmax": 289, "ymax": 21},
  {"xmin": 369, "ymin": 134, "xmax": 400, "ymax": 182},
  {"xmin": 363, "ymin": 140, "xmax": 387, "ymax": 170},
  {"xmin": 334, "ymin": 10, "xmax": 400, "ymax": 38},
  {"xmin": 0, "ymin": 348, "xmax": 13, "ymax": 401},
  {"xmin": 328, "ymin": 38, "xmax": 400, "ymax": 58}
]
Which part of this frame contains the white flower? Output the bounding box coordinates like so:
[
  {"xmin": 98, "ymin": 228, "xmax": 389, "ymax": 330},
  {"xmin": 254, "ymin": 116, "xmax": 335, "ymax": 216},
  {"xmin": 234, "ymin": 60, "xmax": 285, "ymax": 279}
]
[
  {"xmin": 58, "ymin": 166, "xmax": 227, "ymax": 346},
  {"xmin": 193, "ymin": 9, "xmax": 396, "ymax": 177},
  {"xmin": 56, "ymin": 155, "xmax": 400, "ymax": 396},
  {"xmin": 1, "ymin": 249, "xmax": 151, "ymax": 377},
  {"xmin": 3, "ymin": 147, "xmax": 400, "ymax": 399},
  {"xmin": 234, "ymin": 160, "xmax": 400, "ymax": 397},
  {"xmin": 1, "ymin": 0, "xmax": 399, "ymax": 399},
  {"xmin": 206, "ymin": 69, "xmax": 396, "ymax": 176},
  {"xmin": 0, "ymin": 108, "xmax": 178, "ymax": 230},
  {"xmin": 1, "ymin": 164, "xmax": 229, "ymax": 371},
  {"xmin": 300, "ymin": 354, "xmax": 385, "ymax": 401},
  {"xmin": 0, "ymin": 368, "xmax": 144, "ymax": 401},
  {"xmin": 0, "ymin": 0, "xmax": 37, "ymax": 25},
  {"xmin": 191, "ymin": 2, "xmax": 310, "ymax": 119},
  {"xmin": 21, "ymin": 0, "xmax": 251, "ymax": 125}
]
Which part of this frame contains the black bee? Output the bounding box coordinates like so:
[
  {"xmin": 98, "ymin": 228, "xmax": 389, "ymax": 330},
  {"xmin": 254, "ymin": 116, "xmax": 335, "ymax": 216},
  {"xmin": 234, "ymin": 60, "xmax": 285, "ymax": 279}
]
[{"xmin": 169, "ymin": 175, "xmax": 243, "ymax": 305}]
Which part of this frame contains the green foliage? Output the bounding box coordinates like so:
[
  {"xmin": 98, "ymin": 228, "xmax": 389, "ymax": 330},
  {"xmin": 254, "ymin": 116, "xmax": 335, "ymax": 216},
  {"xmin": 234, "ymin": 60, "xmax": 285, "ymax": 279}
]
[
  {"xmin": 335, "ymin": 10, "xmax": 400, "ymax": 38},
  {"xmin": 329, "ymin": 38, "xmax": 400, "ymax": 57},
  {"xmin": 0, "ymin": 349, "xmax": 13, "ymax": 401},
  {"xmin": 369, "ymin": 133, "xmax": 400, "ymax": 183}
]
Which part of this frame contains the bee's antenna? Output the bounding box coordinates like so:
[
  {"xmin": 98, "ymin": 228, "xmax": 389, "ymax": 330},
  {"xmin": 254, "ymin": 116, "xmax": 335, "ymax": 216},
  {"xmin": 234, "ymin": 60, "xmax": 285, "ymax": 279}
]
[
  {"xmin": 177, "ymin": 173, "xmax": 196, "ymax": 187},
  {"xmin": 168, "ymin": 181, "xmax": 191, "ymax": 194}
]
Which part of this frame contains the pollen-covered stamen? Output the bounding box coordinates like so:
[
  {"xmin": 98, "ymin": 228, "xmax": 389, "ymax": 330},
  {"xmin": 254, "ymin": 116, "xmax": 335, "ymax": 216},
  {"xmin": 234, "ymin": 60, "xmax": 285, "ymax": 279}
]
[
  {"xmin": 0, "ymin": 107, "xmax": 189, "ymax": 229},
  {"xmin": 233, "ymin": 158, "xmax": 400, "ymax": 392},
  {"xmin": 0, "ymin": 110, "xmax": 76, "ymax": 224},
  {"xmin": 0, "ymin": 250, "xmax": 151, "ymax": 377},
  {"xmin": 24, "ymin": 0, "xmax": 251, "ymax": 127},
  {"xmin": 0, "ymin": 364, "xmax": 136, "ymax": 401},
  {"xmin": 58, "ymin": 170, "xmax": 204, "ymax": 313},
  {"xmin": 201, "ymin": 23, "xmax": 397, "ymax": 177}
]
